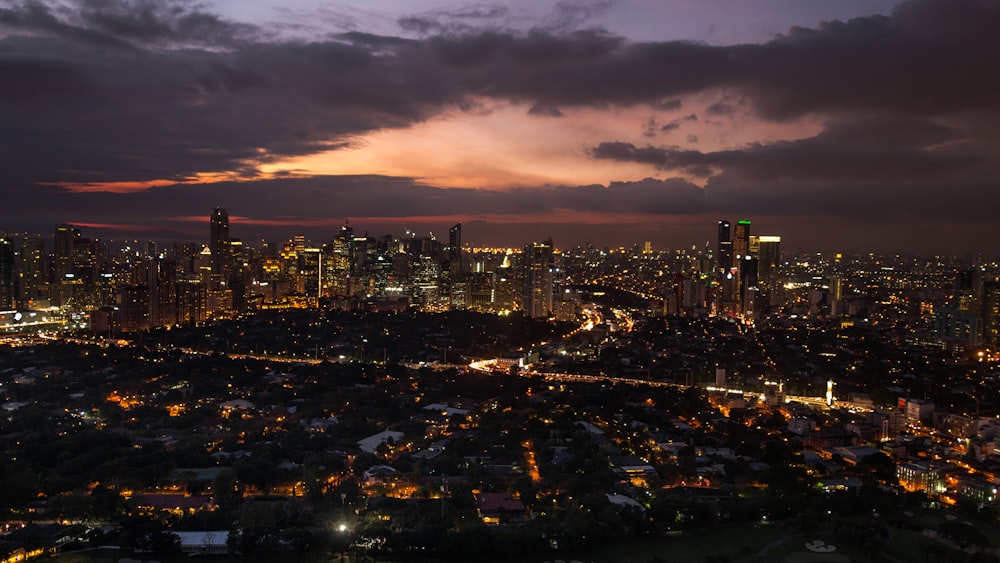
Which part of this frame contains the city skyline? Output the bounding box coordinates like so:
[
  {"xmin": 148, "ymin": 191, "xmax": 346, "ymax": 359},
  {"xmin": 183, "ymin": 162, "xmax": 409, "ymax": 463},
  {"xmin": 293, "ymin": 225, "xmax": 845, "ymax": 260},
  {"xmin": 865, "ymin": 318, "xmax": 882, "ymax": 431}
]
[{"xmin": 2, "ymin": 0, "xmax": 999, "ymax": 253}]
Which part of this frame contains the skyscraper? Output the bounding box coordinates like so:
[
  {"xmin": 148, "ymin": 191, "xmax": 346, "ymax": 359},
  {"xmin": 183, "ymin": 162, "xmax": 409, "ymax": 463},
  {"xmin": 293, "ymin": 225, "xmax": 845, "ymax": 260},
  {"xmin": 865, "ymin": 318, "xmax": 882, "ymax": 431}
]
[
  {"xmin": 733, "ymin": 220, "xmax": 751, "ymax": 260},
  {"xmin": 984, "ymin": 281, "xmax": 1000, "ymax": 349},
  {"xmin": 756, "ymin": 236, "xmax": 781, "ymax": 280},
  {"xmin": 54, "ymin": 223, "xmax": 80, "ymax": 281},
  {"xmin": 18, "ymin": 236, "xmax": 46, "ymax": 307},
  {"xmin": 522, "ymin": 239, "xmax": 554, "ymax": 318},
  {"xmin": 756, "ymin": 235, "xmax": 782, "ymax": 311},
  {"xmin": 52, "ymin": 224, "xmax": 96, "ymax": 309},
  {"xmin": 448, "ymin": 223, "xmax": 462, "ymax": 275},
  {"xmin": 208, "ymin": 207, "xmax": 233, "ymax": 317},
  {"xmin": 717, "ymin": 220, "xmax": 732, "ymax": 272},
  {"xmin": 0, "ymin": 238, "xmax": 13, "ymax": 310},
  {"xmin": 210, "ymin": 207, "xmax": 232, "ymax": 283}
]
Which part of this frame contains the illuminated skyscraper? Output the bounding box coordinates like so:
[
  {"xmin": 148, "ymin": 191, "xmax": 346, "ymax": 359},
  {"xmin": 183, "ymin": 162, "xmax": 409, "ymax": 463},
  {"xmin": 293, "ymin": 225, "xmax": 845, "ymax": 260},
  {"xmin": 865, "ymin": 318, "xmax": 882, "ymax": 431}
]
[
  {"xmin": 54, "ymin": 223, "xmax": 80, "ymax": 281},
  {"xmin": 448, "ymin": 223, "xmax": 462, "ymax": 272},
  {"xmin": 756, "ymin": 236, "xmax": 781, "ymax": 280},
  {"xmin": 210, "ymin": 207, "xmax": 232, "ymax": 283},
  {"xmin": 717, "ymin": 220, "xmax": 732, "ymax": 272},
  {"xmin": 984, "ymin": 281, "xmax": 1000, "ymax": 349},
  {"xmin": 207, "ymin": 207, "xmax": 233, "ymax": 317},
  {"xmin": 935, "ymin": 269, "xmax": 985, "ymax": 348},
  {"xmin": 733, "ymin": 220, "xmax": 751, "ymax": 260},
  {"xmin": 18, "ymin": 236, "xmax": 46, "ymax": 307},
  {"xmin": 522, "ymin": 239, "xmax": 554, "ymax": 318},
  {"xmin": 0, "ymin": 238, "xmax": 13, "ymax": 310},
  {"xmin": 756, "ymin": 235, "xmax": 782, "ymax": 310},
  {"xmin": 52, "ymin": 224, "xmax": 96, "ymax": 309}
]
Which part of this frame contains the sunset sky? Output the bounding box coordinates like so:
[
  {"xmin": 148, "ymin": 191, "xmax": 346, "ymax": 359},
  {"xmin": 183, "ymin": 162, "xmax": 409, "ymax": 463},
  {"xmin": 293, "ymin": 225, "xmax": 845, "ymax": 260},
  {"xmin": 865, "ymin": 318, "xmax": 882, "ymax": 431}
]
[{"xmin": 2, "ymin": 0, "xmax": 998, "ymax": 253}]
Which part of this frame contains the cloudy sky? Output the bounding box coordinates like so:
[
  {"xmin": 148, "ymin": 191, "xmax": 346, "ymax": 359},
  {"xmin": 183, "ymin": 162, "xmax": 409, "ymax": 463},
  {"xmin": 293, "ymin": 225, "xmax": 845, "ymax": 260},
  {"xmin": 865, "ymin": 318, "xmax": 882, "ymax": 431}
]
[{"xmin": 2, "ymin": 0, "xmax": 998, "ymax": 253}]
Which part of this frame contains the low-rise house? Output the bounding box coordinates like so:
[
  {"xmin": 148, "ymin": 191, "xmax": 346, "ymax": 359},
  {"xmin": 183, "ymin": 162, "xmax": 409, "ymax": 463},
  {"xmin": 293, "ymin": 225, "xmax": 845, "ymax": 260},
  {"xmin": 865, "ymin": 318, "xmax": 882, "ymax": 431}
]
[{"xmin": 474, "ymin": 492, "xmax": 529, "ymax": 525}]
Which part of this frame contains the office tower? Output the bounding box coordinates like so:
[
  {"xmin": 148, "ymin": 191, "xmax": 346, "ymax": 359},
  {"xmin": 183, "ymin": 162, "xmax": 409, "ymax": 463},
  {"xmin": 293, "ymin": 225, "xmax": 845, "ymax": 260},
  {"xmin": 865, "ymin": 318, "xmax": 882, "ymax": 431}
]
[
  {"xmin": 175, "ymin": 278, "xmax": 206, "ymax": 326},
  {"xmin": 466, "ymin": 271, "xmax": 493, "ymax": 311},
  {"xmin": 522, "ymin": 239, "xmax": 554, "ymax": 318},
  {"xmin": 717, "ymin": 220, "xmax": 732, "ymax": 272},
  {"xmin": 208, "ymin": 207, "xmax": 234, "ymax": 317},
  {"xmin": 325, "ymin": 221, "xmax": 354, "ymax": 297},
  {"xmin": 716, "ymin": 220, "xmax": 738, "ymax": 313},
  {"xmin": 828, "ymin": 276, "xmax": 843, "ymax": 317},
  {"xmin": 984, "ymin": 281, "xmax": 1000, "ymax": 349},
  {"xmin": 0, "ymin": 238, "xmax": 13, "ymax": 310},
  {"xmin": 298, "ymin": 247, "xmax": 322, "ymax": 306},
  {"xmin": 116, "ymin": 285, "xmax": 150, "ymax": 332},
  {"xmin": 229, "ymin": 239, "xmax": 251, "ymax": 315},
  {"xmin": 756, "ymin": 235, "xmax": 782, "ymax": 310},
  {"xmin": 935, "ymin": 269, "xmax": 985, "ymax": 348},
  {"xmin": 18, "ymin": 236, "xmax": 46, "ymax": 307},
  {"xmin": 411, "ymin": 255, "xmax": 442, "ymax": 309},
  {"xmin": 756, "ymin": 236, "xmax": 781, "ymax": 280},
  {"xmin": 492, "ymin": 253, "xmax": 517, "ymax": 313},
  {"xmin": 54, "ymin": 224, "xmax": 80, "ymax": 280},
  {"xmin": 151, "ymin": 257, "xmax": 178, "ymax": 327},
  {"xmin": 733, "ymin": 220, "xmax": 751, "ymax": 260},
  {"xmin": 448, "ymin": 223, "xmax": 462, "ymax": 273},
  {"xmin": 210, "ymin": 207, "xmax": 232, "ymax": 283},
  {"xmin": 53, "ymin": 224, "xmax": 96, "ymax": 309},
  {"xmin": 730, "ymin": 220, "xmax": 752, "ymax": 314}
]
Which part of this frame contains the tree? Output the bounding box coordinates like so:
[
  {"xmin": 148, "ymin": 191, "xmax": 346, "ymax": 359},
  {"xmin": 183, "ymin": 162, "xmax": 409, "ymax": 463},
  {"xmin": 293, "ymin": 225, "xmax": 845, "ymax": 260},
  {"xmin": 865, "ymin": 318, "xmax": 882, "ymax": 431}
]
[{"xmin": 938, "ymin": 520, "xmax": 988, "ymax": 551}]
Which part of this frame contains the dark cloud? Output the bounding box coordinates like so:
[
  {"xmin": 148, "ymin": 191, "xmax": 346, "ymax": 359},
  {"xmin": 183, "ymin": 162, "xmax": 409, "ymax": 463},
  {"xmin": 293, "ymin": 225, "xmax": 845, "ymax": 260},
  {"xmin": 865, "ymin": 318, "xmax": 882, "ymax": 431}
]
[
  {"xmin": 593, "ymin": 115, "xmax": 984, "ymax": 182},
  {"xmin": 541, "ymin": 0, "xmax": 615, "ymax": 33},
  {"xmin": 705, "ymin": 101, "xmax": 738, "ymax": 117},
  {"xmin": 0, "ymin": 2, "xmax": 460, "ymax": 185},
  {"xmin": 1, "ymin": 0, "xmax": 999, "ymax": 253},
  {"xmin": 589, "ymin": 112, "xmax": 1000, "ymax": 240},
  {"xmin": 398, "ymin": 3, "xmax": 509, "ymax": 35},
  {"xmin": 6, "ymin": 0, "xmax": 997, "ymax": 188},
  {"xmin": 660, "ymin": 114, "xmax": 697, "ymax": 132},
  {"xmin": 2, "ymin": 169, "xmax": 995, "ymax": 253},
  {"xmin": 75, "ymin": 0, "xmax": 258, "ymax": 46},
  {"xmin": 0, "ymin": 174, "xmax": 709, "ymax": 233},
  {"xmin": 528, "ymin": 103, "xmax": 564, "ymax": 117},
  {"xmin": 653, "ymin": 99, "xmax": 683, "ymax": 111}
]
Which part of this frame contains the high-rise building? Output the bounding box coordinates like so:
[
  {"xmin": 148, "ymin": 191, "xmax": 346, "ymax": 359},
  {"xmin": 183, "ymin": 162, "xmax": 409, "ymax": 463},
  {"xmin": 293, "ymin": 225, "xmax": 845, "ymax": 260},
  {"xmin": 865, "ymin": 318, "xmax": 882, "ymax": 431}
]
[
  {"xmin": 935, "ymin": 269, "xmax": 985, "ymax": 349},
  {"xmin": 448, "ymin": 223, "xmax": 462, "ymax": 273},
  {"xmin": 756, "ymin": 235, "xmax": 782, "ymax": 310},
  {"xmin": 733, "ymin": 220, "xmax": 751, "ymax": 260},
  {"xmin": 52, "ymin": 224, "xmax": 96, "ymax": 309},
  {"xmin": 208, "ymin": 207, "xmax": 234, "ymax": 317},
  {"xmin": 717, "ymin": 220, "xmax": 732, "ymax": 272},
  {"xmin": 984, "ymin": 281, "xmax": 1000, "ymax": 349},
  {"xmin": 17, "ymin": 236, "xmax": 46, "ymax": 307},
  {"xmin": 210, "ymin": 207, "xmax": 232, "ymax": 283},
  {"xmin": 54, "ymin": 224, "xmax": 80, "ymax": 281},
  {"xmin": 151, "ymin": 257, "xmax": 178, "ymax": 327},
  {"xmin": 0, "ymin": 238, "xmax": 13, "ymax": 310},
  {"xmin": 756, "ymin": 236, "xmax": 781, "ymax": 280},
  {"xmin": 325, "ymin": 221, "xmax": 355, "ymax": 297},
  {"xmin": 492, "ymin": 253, "xmax": 517, "ymax": 312},
  {"xmin": 116, "ymin": 285, "xmax": 150, "ymax": 332},
  {"xmin": 522, "ymin": 239, "xmax": 554, "ymax": 318}
]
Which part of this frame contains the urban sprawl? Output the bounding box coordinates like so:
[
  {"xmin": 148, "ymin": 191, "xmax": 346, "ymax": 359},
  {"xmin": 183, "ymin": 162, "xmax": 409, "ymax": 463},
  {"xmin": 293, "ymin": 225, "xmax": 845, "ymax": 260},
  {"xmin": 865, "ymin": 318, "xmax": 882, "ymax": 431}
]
[{"xmin": 0, "ymin": 210, "xmax": 999, "ymax": 562}]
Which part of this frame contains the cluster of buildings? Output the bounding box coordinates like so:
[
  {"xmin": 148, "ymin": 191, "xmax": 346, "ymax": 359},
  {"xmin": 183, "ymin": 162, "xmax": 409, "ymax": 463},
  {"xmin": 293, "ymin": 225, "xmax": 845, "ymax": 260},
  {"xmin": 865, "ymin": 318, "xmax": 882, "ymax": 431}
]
[
  {"xmin": 3, "ymin": 212, "xmax": 999, "ymax": 357},
  {"xmin": 934, "ymin": 267, "xmax": 1000, "ymax": 350},
  {"xmin": 0, "ymin": 209, "xmax": 562, "ymax": 332},
  {"xmin": 1, "ymin": 211, "xmax": 786, "ymax": 333}
]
